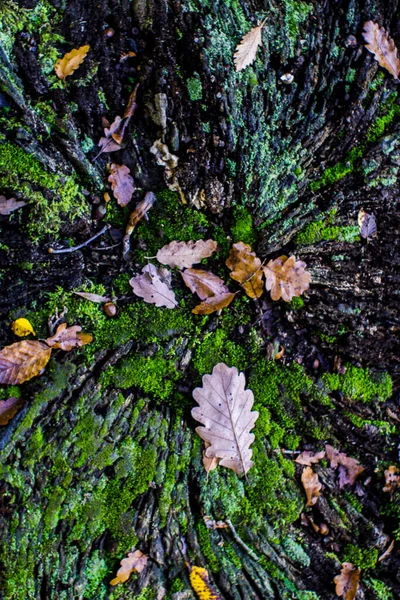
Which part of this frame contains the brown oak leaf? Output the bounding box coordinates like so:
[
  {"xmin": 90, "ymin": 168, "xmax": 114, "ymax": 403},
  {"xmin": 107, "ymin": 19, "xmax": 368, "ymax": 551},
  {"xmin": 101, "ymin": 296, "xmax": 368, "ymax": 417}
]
[
  {"xmin": 129, "ymin": 264, "xmax": 177, "ymax": 309},
  {"xmin": 181, "ymin": 269, "xmax": 236, "ymax": 314},
  {"xmin": 54, "ymin": 45, "xmax": 90, "ymax": 81},
  {"xmin": 226, "ymin": 242, "xmax": 263, "ymax": 298},
  {"xmin": 157, "ymin": 239, "xmax": 218, "ymax": 270},
  {"xmin": 0, "ymin": 397, "xmax": 25, "ymax": 425},
  {"xmin": 0, "ymin": 196, "xmax": 26, "ymax": 215},
  {"xmin": 263, "ymin": 255, "xmax": 311, "ymax": 302},
  {"xmin": 326, "ymin": 445, "xmax": 365, "ymax": 488},
  {"xmin": 234, "ymin": 21, "xmax": 266, "ymax": 72},
  {"xmin": 108, "ymin": 163, "xmax": 135, "ymax": 207},
  {"xmin": 334, "ymin": 562, "xmax": 360, "ymax": 600},
  {"xmin": 110, "ymin": 550, "xmax": 148, "ymax": 586},
  {"xmin": 383, "ymin": 465, "xmax": 400, "ymax": 494},
  {"xmin": 295, "ymin": 450, "xmax": 326, "ymax": 466},
  {"xmin": 46, "ymin": 323, "xmax": 93, "ymax": 351},
  {"xmin": 0, "ymin": 340, "xmax": 52, "ymax": 385},
  {"xmin": 97, "ymin": 116, "xmax": 124, "ymax": 155},
  {"xmin": 301, "ymin": 466, "xmax": 322, "ymax": 506},
  {"xmin": 363, "ymin": 21, "xmax": 400, "ymax": 79}
]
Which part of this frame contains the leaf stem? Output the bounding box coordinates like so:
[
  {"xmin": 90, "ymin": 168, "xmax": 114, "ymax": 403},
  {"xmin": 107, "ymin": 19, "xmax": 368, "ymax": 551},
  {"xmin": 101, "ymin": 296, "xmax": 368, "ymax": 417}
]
[{"xmin": 48, "ymin": 224, "xmax": 111, "ymax": 254}]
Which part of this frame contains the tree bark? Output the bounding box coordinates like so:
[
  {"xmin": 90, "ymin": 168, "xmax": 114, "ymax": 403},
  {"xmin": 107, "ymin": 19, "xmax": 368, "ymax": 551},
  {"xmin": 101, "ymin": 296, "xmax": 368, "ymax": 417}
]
[{"xmin": 1, "ymin": 0, "xmax": 400, "ymax": 599}]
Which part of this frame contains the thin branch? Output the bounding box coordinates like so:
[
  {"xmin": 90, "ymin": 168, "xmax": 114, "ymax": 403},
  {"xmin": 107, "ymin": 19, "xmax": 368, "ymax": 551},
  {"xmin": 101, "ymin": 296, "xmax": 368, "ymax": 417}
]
[
  {"xmin": 226, "ymin": 519, "xmax": 260, "ymax": 562},
  {"xmin": 48, "ymin": 224, "xmax": 111, "ymax": 254}
]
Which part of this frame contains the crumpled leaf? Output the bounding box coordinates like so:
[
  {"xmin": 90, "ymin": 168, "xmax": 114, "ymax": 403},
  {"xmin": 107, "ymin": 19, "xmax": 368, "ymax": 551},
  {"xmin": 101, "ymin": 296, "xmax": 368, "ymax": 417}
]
[
  {"xmin": 192, "ymin": 363, "xmax": 258, "ymax": 475},
  {"xmin": 45, "ymin": 323, "xmax": 93, "ymax": 351},
  {"xmin": 263, "ymin": 255, "xmax": 311, "ymax": 302},
  {"xmin": 295, "ymin": 450, "xmax": 326, "ymax": 466},
  {"xmin": 123, "ymin": 192, "xmax": 157, "ymax": 259},
  {"xmin": 334, "ymin": 562, "xmax": 360, "ymax": 600},
  {"xmin": 110, "ymin": 550, "xmax": 148, "ymax": 586},
  {"xmin": 108, "ymin": 163, "xmax": 135, "ymax": 207},
  {"xmin": 157, "ymin": 239, "xmax": 218, "ymax": 270},
  {"xmin": 0, "ymin": 397, "xmax": 25, "ymax": 425},
  {"xmin": 226, "ymin": 242, "xmax": 263, "ymax": 298},
  {"xmin": 111, "ymin": 84, "xmax": 140, "ymax": 145},
  {"xmin": 383, "ymin": 465, "xmax": 400, "ymax": 494},
  {"xmin": 150, "ymin": 139, "xmax": 186, "ymax": 203},
  {"xmin": 363, "ymin": 21, "xmax": 400, "ymax": 79},
  {"xmin": 11, "ymin": 318, "xmax": 35, "ymax": 337},
  {"xmin": 129, "ymin": 264, "xmax": 177, "ymax": 309},
  {"xmin": 234, "ymin": 21, "xmax": 265, "ymax": 72},
  {"xmin": 189, "ymin": 565, "xmax": 222, "ymax": 600},
  {"xmin": 54, "ymin": 45, "xmax": 90, "ymax": 80},
  {"xmin": 301, "ymin": 466, "xmax": 322, "ymax": 507},
  {"xmin": 326, "ymin": 445, "xmax": 365, "ymax": 488},
  {"xmin": 0, "ymin": 196, "xmax": 26, "ymax": 215},
  {"xmin": 203, "ymin": 441, "xmax": 220, "ymax": 475},
  {"xmin": 97, "ymin": 116, "xmax": 124, "ymax": 155},
  {"xmin": 358, "ymin": 208, "xmax": 377, "ymax": 239},
  {"xmin": 203, "ymin": 515, "xmax": 227, "ymax": 530},
  {"xmin": 181, "ymin": 269, "xmax": 235, "ymax": 315},
  {"xmin": 0, "ymin": 340, "xmax": 52, "ymax": 385},
  {"xmin": 73, "ymin": 292, "xmax": 111, "ymax": 304}
]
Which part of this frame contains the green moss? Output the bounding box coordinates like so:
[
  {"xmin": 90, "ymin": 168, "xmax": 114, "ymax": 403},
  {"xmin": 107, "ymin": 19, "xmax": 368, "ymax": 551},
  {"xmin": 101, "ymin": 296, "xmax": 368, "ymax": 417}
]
[
  {"xmin": 196, "ymin": 521, "xmax": 220, "ymax": 572},
  {"xmin": 342, "ymin": 544, "xmax": 378, "ymax": 570},
  {"xmin": 322, "ymin": 366, "xmax": 392, "ymax": 404},
  {"xmin": 82, "ymin": 552, "xmax": 108, "ymax": 599},
  {"xmin": 288, "ymin": 296, "xmax": 305, "ymax": 310},
  {"xmin": 366, "ymin": 578, "xmax": 394, "ymax": 600},
  {"xmin": 283, "ymin": 0, "xmax": 313, "ymax": 55},
  {"xmin": 295, "ymin": 210, "xmax": 359, "ymax": 245},
  {"xmin": 230, "ymin": 205, "xmax": 256, "ymax": 245},
  {"xmin": 187, "ymin": 73, "xmax": 203, "ymax": 101},
  {"xmin": 192, "ymin": 329, "xmax": 249, "ymax": 375},
  {"xmin": 0, "ymin": 385, "xmax": 21, "ymax": 401},
  {"xmin": 366, "ymin": 92, "xmax": 400, "ymax": 144}
]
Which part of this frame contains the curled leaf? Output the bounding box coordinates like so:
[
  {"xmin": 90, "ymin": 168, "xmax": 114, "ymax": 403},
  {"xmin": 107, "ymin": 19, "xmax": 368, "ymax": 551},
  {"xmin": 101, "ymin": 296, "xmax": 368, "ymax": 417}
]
[
  {"xmin": 54, "ymin": 45, "xmax": 90, "ymax": 81},
  {"xmin": 325, "ymin": 445, "xmax": 364, "ymax": 488},
  {"xmin": 45, "ymin": 323, "xmax": 93, "ymax": 351},
  {"xmin": 226, "ymin": 242, "xmax": 263, "ymax": 298},
  {"xmin": 301, "ymin": 466, "xmax": 322, "ymax": 506},
  {"xmin": 334, "ymin": 562, "xmax": 360, "ymax": 600},
  {"xmin": 189, "ymin": 565, "xmax": 222, "ymax": 600},
  {"xmin": 110, "ymin": 550, "xmax": 148, "ymax": 586},
  {"xmin": 108, "ymin": 163, "xmax": 135, "ymax": 207},
  {"xmin": 157, "ymin": 239, "xmax": 218, "ymax": 270},
  {"xmin": 383, "ymin": 466, "xmax": 400, "ymax": 494},
  {"xmin": 263, "ymin": 255, "xmax": 311, "ymax": 302},
  {"xmin": 295, "ymin": 450, "xmax": 326, "ymax": 466},
  {"xmin": 97, "ymin": 116, "xmax": 123, "ymax": 155},
  {"xmin": 123, "ymin": 192, "xmax": 157, "ymax": 259},
  {"xmin": 192, "ymin": 363, "xmax": 258, "ymax": 476},
  {"xmin": 181, "ymin": 269, "xmax": 236, "ymax": 314},
  {"xmin": 0, "ymin": 397, "xmax": 25, "ymax": 425},
  {"xmin": 234, "ymin": 22, "xmax": 265, "ymax": 72},
  {"xmin": 0, "ymin": 340, "xmax": 52, "ymax": 385},
  {"xmin": 129, "ymin": 264, "xmax": 177, "ymax": 309},
  {"xmin": 363, "ymin": 21, "xmax": 400, "ymax": 79},
  {"xmin": 0, "ymin": 196, "xmax": 26, "ymax": 215},
  {"xmin": 358, "ymin": 208, "xmax": 377, "ymax": 239},
  {"xmin": 11, "ymin": 318, "xmax": 35, "ymax": 337}
]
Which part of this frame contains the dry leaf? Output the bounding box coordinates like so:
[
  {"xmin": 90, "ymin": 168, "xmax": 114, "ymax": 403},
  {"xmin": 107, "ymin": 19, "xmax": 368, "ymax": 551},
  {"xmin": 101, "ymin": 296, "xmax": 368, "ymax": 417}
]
[
  {"xmin": 263, "ymin": 255, "xmax": 311, "ymax": 302},
  {"xmin": 150, "ymin": 140, "xmax": 186, "ymax": 203},
  {"xmin": 108, "ymin": 163, "xmax": 135, "ymax": 207},
  {"xmin": 192, "ymin": 363, "xmax": 258, "ymax": 476},
  {"xmin": 0, "ymin": 196, "xmax": 26, "ymax": 215},
  {"xmin": 301, "ymin": 466, "xmax": 322, "ymax": 507},
  {"xmin": 0, "ymin": 340, "xmax": 52, "ymax": 385},
  {"xmin": 157, "ymin": 239, "xmax": 218, "ymax": 270},
  {"xmin": 363, "ymin": 21, "xmax": 400, "ymax": 79},
  {"xmin": 378, "ymin": 539, "xmax": 395, "ymax": 562},
  {"xmin": 73, "ymin": 292, "xmax": 111, "ymax": 304},
  {"xmin": 123, "ymin": 192, "xmax": 156, "ymax": 259},
  {"xmin": 54, "ymin": 45, "xmax": 90, "ymax": 81},
  {"xmin": 358, "ymin": 208, "xmax": 377, "ymax": 239},
  {"xmin": 383, "ymin": 466, "xmax": 400, "ymax": 494},
  {"xmin": 129, "ymin": 264, "xmax": 177, "ymax": 309},
  {"xmin": 110, "ymin": 550, "xmax": 148, "ymax": 586},
  {"xmin": 11, "ymin": 318, "xmax": 35, "ymax": 337},
  {"xmin": 189, "ymin": 565, "xmax": 222, "ymax": 600},
  {"xmin": 203, "ymin": 441, "xmax": 220, "ymax": 475},
  {"xmin": 181, "ymin": 269, "xmax": 236, "ymax": 314},
  {"xmin": 192, "ymin": 293, "xmax": 236, "ymax": 315},
  {"xmin": 110, "ymin": 84, "xmax": 140, "ymax": 145},
  {"xmin": 45, "ymin": 323, "xmax": 93, "ymax": 351},
  {"xmin": 0, "ymin": 397, "xmax": 25, "ymax": 425},
  {"xmin": 203, "ymin": 516, "xmax": 227, "ymax": 530},
  {"xmin": 97, "ymin": 116, "xmax": 124, "ymax": 155},
  {"xmin": 334, "ymin": 562, "xmax": 360, "ymax": 600},
  {"xmin": 226, "ymin": 242, "xmax": 263, "ymax": 299},
  {"xmin": 234, "ymin": 22, "xmax": 265, "ymax": 72},
  {"xmin": 326, "ymin": 445, "xmax": 365, "ymax": 488},
  {"xmin": 295, "ymin": 450, "xmax": 326, "ymax": 466}
]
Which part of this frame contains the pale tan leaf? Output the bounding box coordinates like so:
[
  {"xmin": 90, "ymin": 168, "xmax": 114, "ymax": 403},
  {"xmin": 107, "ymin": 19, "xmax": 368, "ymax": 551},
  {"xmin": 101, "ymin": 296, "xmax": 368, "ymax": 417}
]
[
  {"xmin": 0, "ymin": 196, "xmax": 26, "ymax": 215},
  {"xmin": 0, "ymin": 397, "xmax": 25, "ymax": 425},
  {"xmin": 301, "ymin": 466, "xmax": 322, "ymax": 506},
  {"xmin": 203, "ymin": 516, "xmax": 227, "ymax": 529},
  {"xmin": 192, "ymin": 363, "xmax": 258, "ymax": 475},
  {"xmin": 110, "ymin": 550, "xmax": 148, "ymax": 586},
  {"xmin": 363, "ymin": 20, "xmax": 400, "ymax": 79},
  {"xmin": 97, "ymin": 116, "xmax": 123, "ymax": 155},
  {"xmin": 226, "ymin": 242, "xmax": 263, "ymax": 298},
  {"xmin": 129, "ymin": 264, "xmax": 177, "ymax": 309},
  {"xmin": 203, "ymin": 441, "xmax": 220, "ymax": 474},
  {"xmin": 108, "ymin": 163, "xmax": 135, "ymax": 207},
  {"xmin": 45, "ymin": 323, "xmax": 93, "ymax": 351},
  {"xmin": 234, "ymin": 23, "xmax": 264, "ymax": 72},
  {"xmin": 73, "ymin": 292, "xmax": 111, "ymax": 304},
  {"xmin": 295, "ymin": 450, "xmax": 326, "ymax": 466},
  {"xmin": 263, "ymin": 255, "xmax": 311, "ymax": 302},
  {"xmin": 334, "ymin": 562, "xmax": 360, "ymax": 600},
  {"xmin": 181, "ymin": 269, "xmax": 227, "ymax": 300},
  {"xmin": 0, "ymin": 341, "xmax": 52, "ymax": 384},
  {"xmin": 325, "ymin": 445, "xmax": 365, "ymax": 488},
  {"xmin": 54, "ymin": 45, "xmax": 90, "ymax": 81},
  {"xmin": 157, "ymin": 239, "xmax": 218, "ymax": 270}
]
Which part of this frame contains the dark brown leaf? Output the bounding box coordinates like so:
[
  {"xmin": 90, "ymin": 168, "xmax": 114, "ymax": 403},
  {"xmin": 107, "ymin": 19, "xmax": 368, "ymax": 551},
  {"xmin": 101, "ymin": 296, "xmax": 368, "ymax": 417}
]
[
  {"xmin": 108, "ymin": 163, "xmax": 135, "ymax": 207},
  {"xmin": 334, "ymin": 562, "xmax": 360, "ymax": 600},
  {"xmin": 0, "ymin": 397, "xmax": 25, "ymax": 425}
]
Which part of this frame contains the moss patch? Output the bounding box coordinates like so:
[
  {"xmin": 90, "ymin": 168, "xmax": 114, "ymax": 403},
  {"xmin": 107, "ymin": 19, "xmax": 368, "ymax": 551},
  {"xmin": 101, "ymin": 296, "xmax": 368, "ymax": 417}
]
[{"xmin": 322, "ymin": 366, "xmax": 392, "ymax": 404}]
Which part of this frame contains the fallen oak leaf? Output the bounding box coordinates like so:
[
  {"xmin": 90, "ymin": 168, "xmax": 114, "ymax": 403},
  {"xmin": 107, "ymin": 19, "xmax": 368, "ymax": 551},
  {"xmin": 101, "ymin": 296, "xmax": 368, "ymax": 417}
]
[
  {"xmin": 192, "ymin": 363, "xmax": 258, "ymax": 476},
  {"xmin": 325, "ymin": 445, "xmax": 365, "ymax": 488},
  {"xmin": 226, "ymin": 242, "xmax": 264, "ymax": 299},
  {"xmin": 73, "ymin": 291, "xmax": 111, "ymax": 304},
  {"xmin": 0, "ymin": 196, "xmax": 26, "ymax": 215},
  {"xmin": 334, "ymin": 562, "xmax": 360, "ymax": 600},
  {"xmin": 97, "ymin": 116, "xmax": 124, "ymax": 156},
  {"xmin": 11, "ymin": 318, "xmax": 35, "ymax": 337},
  {"xmin": 295, "ymin": 450, "xmax": 326, "ymax": 466},
  {"xmin": 0, "ymin": 397, "xmax": 25, "ymax": 425},
  {"xmin": 157, "ymin": 239, "xmax": 218, "ymax": 270},
  {"xmin": 0, "ymin": 340, "xmax": 52, "ymax": 385},
  {"xmin": 263, "ymin": 255, "xmax": 311, "ymax": 302},
  {"xmin": 108, "ymin": 163, "xmax": 135, "ymax": 207},
  {"xmin": 110, "ymin": 549, "xmax": 148, "ymax": 586},
  {"xmin": 54, "ymin": 45, "xmax": 90, "ymax": 81},
  {"xmin": 358, "ymin": 208, "xmax": 377, "ymax": 239},
  {"xmin": 111, "ymin": 83, "xmax": 140, "ymax": 145},
  {"xmin": 129, "ymin": 264, "xmax": 177, "ymax": 309},
  {"xmin": 363, "ymin": 21, "xmax": 400, "ymax": 79},
  {"xmin": 46, "ymin": 323, "xmax": 93, "ymax": 351},
  {"xmin": 383, "ymin": 465, "xmax": 400, "ymax": 494},
  {"xmin": 234, "ymin": 19, "xmax": 266, "ymax": 72},
  {"xmin": 301, "ymin": 466, "xmax": 322, "ymax": 507},
  {"xmin": 188, "ymin": 565, "xmax": 222, "ymax": 600},
  {"xmin": 181, "ymin": 268, "xmax": 236, "ymax": 314},
  {"xmin": 192, "ymin": 292, "xmax": 236, "ymax": 315}
]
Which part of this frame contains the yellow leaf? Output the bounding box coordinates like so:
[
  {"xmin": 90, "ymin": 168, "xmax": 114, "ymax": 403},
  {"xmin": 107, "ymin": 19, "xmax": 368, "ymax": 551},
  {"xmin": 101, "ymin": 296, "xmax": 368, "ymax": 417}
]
[
  {"xmin": 54, "ymin": 45, "xmax": 90, "ymax": 81},
  {"xmin": 189, "ymin": 566, "xmax": 222, "ymax": 600},
  {"xmin": 11, "ymin": 318, "xmax": 35, "ymax": 337}
]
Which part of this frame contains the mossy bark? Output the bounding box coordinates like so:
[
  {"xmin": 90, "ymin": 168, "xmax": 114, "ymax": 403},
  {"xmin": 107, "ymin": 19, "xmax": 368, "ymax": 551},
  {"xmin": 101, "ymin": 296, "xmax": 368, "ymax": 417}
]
[{"xmin": 1, "ymin": 1, "xmax": 400, "ymax": 599}]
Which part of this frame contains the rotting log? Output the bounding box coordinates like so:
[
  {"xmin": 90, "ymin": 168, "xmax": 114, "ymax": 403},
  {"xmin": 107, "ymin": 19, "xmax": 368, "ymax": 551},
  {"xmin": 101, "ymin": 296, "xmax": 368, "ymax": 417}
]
[{"xmin": 1, "ymin": 1, "xmax": 400, "ymax": 599}]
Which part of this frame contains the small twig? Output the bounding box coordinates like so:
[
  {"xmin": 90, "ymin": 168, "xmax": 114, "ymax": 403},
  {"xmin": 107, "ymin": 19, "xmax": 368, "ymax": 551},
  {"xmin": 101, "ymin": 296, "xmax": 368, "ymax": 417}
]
[
  {"xmin": 48, "ymin": 224, "xmax": 111, "ymax": 254},
  {"xmin": 226, "ymin": 519, "xmax": 260, "ymax": 562},
  {"xmin": 90, "ymin": 241, "xmax": 122, "ymax": 251}
]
